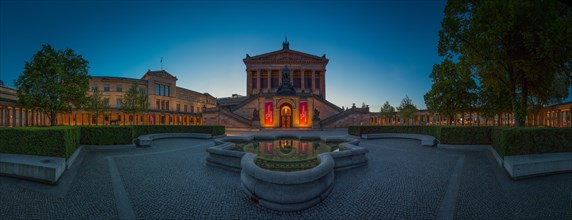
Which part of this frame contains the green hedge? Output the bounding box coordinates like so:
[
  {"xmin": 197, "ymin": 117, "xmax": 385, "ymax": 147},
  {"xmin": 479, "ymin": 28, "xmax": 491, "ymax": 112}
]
[
  {"xmin": 348, "ymin": 126, "xmax": 442, "ymax": 139},
  {"xmin": 492, "ymin": 127, "xmax": 572, "ymax": 157},
  {"xmin": 350, "ymin": 125, "xmax": 572, "ymax": 157},
  {"xmin": 440, "ymin": 126, "xmax": 492, "ymax": 145},
  {"xmin": 80, "ymin": 126, "xmax": 133, "ymax": 145},
  {"xmin": 0, "ymin": 126, "xmax": 80, "ymax": 159},
  {"xmin": 132, "ymin": 125, "xmax": 225, "ymax": 138}
]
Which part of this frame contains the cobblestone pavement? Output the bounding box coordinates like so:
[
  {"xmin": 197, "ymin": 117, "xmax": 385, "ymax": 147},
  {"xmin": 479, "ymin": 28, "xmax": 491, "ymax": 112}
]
[{"xmin": 1, "ymin": 131, "xmax": 570, "ymax": 219}]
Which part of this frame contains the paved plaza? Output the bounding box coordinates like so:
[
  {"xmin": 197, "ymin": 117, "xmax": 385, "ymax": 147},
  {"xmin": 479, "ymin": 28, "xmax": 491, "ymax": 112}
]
[{"xmin": 1, "ymin": 130, "xmax": 571, "ymax": 219}]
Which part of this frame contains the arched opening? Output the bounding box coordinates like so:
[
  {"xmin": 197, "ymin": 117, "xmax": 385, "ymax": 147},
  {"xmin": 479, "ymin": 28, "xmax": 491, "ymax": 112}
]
[{"xmin": 280, "ymin": 103, "xmax": 293, "ymax": 128}]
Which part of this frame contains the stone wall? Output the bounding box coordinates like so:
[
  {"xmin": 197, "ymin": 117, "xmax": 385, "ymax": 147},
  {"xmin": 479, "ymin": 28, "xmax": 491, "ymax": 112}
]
[
  {"xmin": 311, "ymin": 98, "xmax": 341, "ymax": 121},
  {"xmin": 203, "ymin": 110, "xmax": 251, "ymax": 128},
  {"xmin": 322, "ymin": 111, "xmax": 370, "ymax": 128}
]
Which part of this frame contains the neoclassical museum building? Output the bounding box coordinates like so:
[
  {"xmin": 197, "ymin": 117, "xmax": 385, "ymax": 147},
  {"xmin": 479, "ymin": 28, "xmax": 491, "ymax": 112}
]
[
  {"xmin": 0, "ymin": 70, "xmax": 216, "ymax": 126},
  {"xmin": 203, "ymin": 40, "xmax": 371, "ymax": 129}
]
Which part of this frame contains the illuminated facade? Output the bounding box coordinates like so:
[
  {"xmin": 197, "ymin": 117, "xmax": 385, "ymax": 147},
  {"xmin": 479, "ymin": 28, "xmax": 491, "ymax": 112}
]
[
  {"xmin": 0, "ymin": 70, "xmax": 217, "ymax": 126},
  {"xmin": 203, "ymin": 40, "xmax": 371, "ymax": 129}
]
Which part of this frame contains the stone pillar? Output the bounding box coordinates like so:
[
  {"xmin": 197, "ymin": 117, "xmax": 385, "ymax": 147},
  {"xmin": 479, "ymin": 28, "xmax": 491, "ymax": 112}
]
[
  {"xmin": 321, "ymin": 69, "xmax": 326, "ymax": 99},
  {"xmin": 256, "ymin": 70, "xmax": 261, "ymax": 94},
  {"xmin": 25, "ymin": 109, "xmax": 29, "ymax": 126},
  {"xmin": 267, "ymin": 69, "xmax": 271, "ymax": 91},
  {"xmin": 311, "ymin": 70, "xmax": 316, "ymax": 93},
  {"xmin": 301, "ymin": 69, "xmax": 305, "ymax": 91},
  {"xmin": 290, "ymin": 70, "xmax": 294, "ymax": 85},
  {"xmin": 247, "ymin": 69, "xmax": 252, "ymax": 96},
  {"xmin": 278, "ymin": 69, "xmax": 282, "ymax": 85}
]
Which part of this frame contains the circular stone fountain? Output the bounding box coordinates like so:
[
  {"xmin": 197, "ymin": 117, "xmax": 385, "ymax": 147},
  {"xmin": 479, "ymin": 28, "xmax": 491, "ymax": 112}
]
[{"xmin": 206, "ymin": 134, "xmax": 368, "ymax": 211}]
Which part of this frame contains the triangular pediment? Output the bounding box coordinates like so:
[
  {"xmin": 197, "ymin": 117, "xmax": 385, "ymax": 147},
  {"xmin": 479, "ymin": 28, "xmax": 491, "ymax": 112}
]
[{"xmin": 244, "ymin": 49, "xmax": 328, "ymax": 63}]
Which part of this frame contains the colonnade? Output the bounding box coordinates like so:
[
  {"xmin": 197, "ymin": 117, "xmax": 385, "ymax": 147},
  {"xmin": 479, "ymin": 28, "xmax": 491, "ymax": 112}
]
[
  {"xmin": 0, "ymin": 105, "xmax": 203, "ymax": 127},
  {"xmin": 370, "ymin": 109, "xmax": 572, "ymax": 127},
  {"xmin": 247, "ymin": 68, "xmax": 326, "ymax": 98}
]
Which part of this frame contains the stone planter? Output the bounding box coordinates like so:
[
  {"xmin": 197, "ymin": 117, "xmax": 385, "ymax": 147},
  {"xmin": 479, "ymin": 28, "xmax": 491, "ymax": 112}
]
[{"xmin": 240, "ymin": 153, "xmax": 335, "ymax": 211}]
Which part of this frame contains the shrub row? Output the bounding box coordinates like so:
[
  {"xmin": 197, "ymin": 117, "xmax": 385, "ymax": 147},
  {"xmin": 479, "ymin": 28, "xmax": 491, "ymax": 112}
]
[
  {"xmin": 348, "ymin": 126, "xmax": 442, "ymax": 139},
  {"xmin": 131, "ymin": 125, "xmax": 225, "ymax": 138},
  {"xmin": 0, "ymin": 126, "xmax": 80, "ymax": 159},
  {"xmin": 80, "ymin": 126, "xmax": 134, "ymax": 145},
  {"xmin": 492, "ymin": 127, "xmax": 572, "ymax": 157},
  {"xmin": 349, "ymin": 125, "xmax": 572, "ymax": 156},
  {"xmin": 0, "ymin": 125, "xmax": 226, "ymax": 157}
]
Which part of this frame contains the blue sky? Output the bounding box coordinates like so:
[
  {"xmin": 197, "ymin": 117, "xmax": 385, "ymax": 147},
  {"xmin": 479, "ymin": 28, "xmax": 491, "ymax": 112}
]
[{"xmin": 2, "ymin": 0, "xmax": 467, "ymax": 110}]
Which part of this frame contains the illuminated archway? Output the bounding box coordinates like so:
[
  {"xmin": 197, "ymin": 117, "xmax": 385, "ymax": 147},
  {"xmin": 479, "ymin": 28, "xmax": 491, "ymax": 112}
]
[{"xmin": 280, "ymin": 103, "xmax": 293, "ymax": 128}]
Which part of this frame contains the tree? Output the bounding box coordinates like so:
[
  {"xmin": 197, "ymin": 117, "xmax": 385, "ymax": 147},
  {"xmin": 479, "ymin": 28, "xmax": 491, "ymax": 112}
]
[
  {"xmin": 439, "ymin": 0, "xmax": 572, "ymax": 127},
  {"xmin": 424, "ymin": 59, "xmax": 478, "ymax": 125},
  {"xmin": 379, "ymin": 101, "xmax": 396, "ymax": 124},
  {"xmin": 397, "ymin": 95, "xmax": 418, "ymax": 125},
  {"xmin": 84, "ymin": 89, "xmax": 110, "ymax": 125},
  {"xmin": 15, "ymin": 44, "xmax": 90, "ymax": 126},
  {"xmin": 121, "ymin": 83, "xmax": 149, "ymax": 125}
]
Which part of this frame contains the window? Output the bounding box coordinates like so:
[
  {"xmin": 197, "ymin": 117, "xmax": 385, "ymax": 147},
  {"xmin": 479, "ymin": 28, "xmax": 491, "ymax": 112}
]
[
  {"xmin": 252, "ymin": 77, "xmax": 257, "ymax": 89},
  {"xmin": 166, "ymin": 86, "xmax": 170, "ymax": 97},
  {"xmin": 184, "ymin": 105, "xmax": 187, "ymax": 112},
  {"xmin": 116, "ymin": 98, "xmax": 122, "ymax": 108},
  {"xmin": 104, "ymin": 98, "xmax": 110, "ymax": 107},
  {"xmin": 116, "ymin": 85, "xmax": 123, "ymax": 92},
  {"xmin": 91, "ymin": 85, "xmax": 98, "ymax": 91},
  {"xmin": 156, "ymin": 84, "xmax": 160, "ymax": 95},
  {"xmin": 161, "ymin": 100, "xmax": 165, "ymax": 110},
  {"xmin": 166, "ymin": 101, "xmax": 170, "ymax": 110},
  {"xmin": 176, "ymin": 104, "xmax": 180, "ymax": 112},
  {"xmin": 315, "ymin": 77, "xmax": 321, "ymax": 89},
  {"xmin": 104, "ymin": 84, "xmax": 110, "ymax": 92},
  {"xmin": 156, "ymin": 100, "xmax": 160, "ymax": 110},
  {"xmin": 191, "ymin": 105, "xmax": 194, "ymax": 113},
  {"xmin": 271, "ymin": 77, "xmax": 279, "ymax": 88}
]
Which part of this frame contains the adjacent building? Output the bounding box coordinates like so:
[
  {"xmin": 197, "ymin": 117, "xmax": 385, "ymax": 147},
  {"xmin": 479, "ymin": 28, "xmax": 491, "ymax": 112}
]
[{"xmin": 0, "ymin": 70, "xmax": 217, "ymax": 126}]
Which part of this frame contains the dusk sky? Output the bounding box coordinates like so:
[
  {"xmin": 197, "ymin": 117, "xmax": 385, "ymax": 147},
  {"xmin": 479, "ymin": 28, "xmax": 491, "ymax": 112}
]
[{"xmin": 5, "ymin": 0, "xmax": 560, "ymax": 111}]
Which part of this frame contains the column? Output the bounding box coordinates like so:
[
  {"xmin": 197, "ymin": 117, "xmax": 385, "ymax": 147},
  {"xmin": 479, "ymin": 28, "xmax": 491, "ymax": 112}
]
[
  {"xmin": 321, "ymin": 69, "xmax": 326, "ymax": 98},
  {"xmin": 278, "ymin": 69, "xmax": 282, "ymax": 85},
  {"xmin": 256, "ymin": 70, "xmax": 261, "ymax": 94},
  {"xmin": 267, "ymin": 69, "xmax": 271, "ymax": 91},
  {"xmin": 247, "ymin": 69, "xmax": 252, "ymax": 95},
  {"xmin": 290, "ymin": 70, "xmax": 294, "ymax": 85},
  {"xmin": 301, "ymin": 69, "xmax": 305, "ymax": 91},
  {"xmin": 311, "ymin": 70, "xmax": 316, "ymax": 94},
  {"xmin": 25, "ymin": 109, "xmax": 29, "ymax": 126}
]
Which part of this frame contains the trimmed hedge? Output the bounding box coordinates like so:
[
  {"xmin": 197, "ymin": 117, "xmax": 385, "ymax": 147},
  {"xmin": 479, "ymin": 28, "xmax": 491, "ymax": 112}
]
[
  {"xmin": 132, "ymin": 125, "xmax": 225, "ymax": 138},
  {"xmin": 80, "ymin": 126, "xmax": 133, "ymax": 145},
  {"xmin": 348, "ymin": 126, "xmax": 442, "ymax": 139},
  {"xmin": 0, "ymin": 126, "xmax": 80, "ymax": 159},
  {"xmin": 440, "ymin": 126, "xmax": 492, "ymax": 145},
  {"xmin": 350, "ymin": 125, "xmax": 572, "ymax": 157},
  {"xmin": 492, "ymin": 127, "xmax": 572, "ymax": 157}
]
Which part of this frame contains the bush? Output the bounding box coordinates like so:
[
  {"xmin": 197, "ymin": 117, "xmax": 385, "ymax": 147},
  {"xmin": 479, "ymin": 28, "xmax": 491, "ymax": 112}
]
[
  {"xmin": 440, "ymin": 126, "xmax": 492, "ymax": 145},
  {"xmin": 132, "ymin": 125, "xmax": 225, "ymax": 138},
  {"xmin": 348, "ymin": 126, "xmax": 442, "ymax": 139},
  {"xmin": 0, "ymin": 126, "xmax": 80, "ymax": 159},
  {"xmin": 493, "ymin": 127, "xmax": 572, "ymax": 157},
  {"xmin": 350, "ymin": 126, "xmax": 572, "ymax": 156},
  {"xmin": 80, "ymin": 126, "xmax": 133, "ymax": 145}
]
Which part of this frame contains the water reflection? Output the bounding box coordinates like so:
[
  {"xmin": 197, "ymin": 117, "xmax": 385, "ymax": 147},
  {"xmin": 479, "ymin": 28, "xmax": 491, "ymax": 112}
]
[{"xmin": 236, "ymin": 139, "xmax": 338, "ymax": 171}]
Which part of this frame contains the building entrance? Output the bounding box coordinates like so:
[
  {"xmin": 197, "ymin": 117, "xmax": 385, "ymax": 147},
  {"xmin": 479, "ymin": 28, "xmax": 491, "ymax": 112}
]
[{"xmin": 280, "ymin": 104, "xmax": 293, "ymax": 128}]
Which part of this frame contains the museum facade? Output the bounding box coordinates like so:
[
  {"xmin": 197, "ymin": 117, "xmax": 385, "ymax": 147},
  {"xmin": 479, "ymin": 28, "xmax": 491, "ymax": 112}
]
[{"xmin": 203, "ymin": 40, "xmax": 371, "ymax": 129}]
